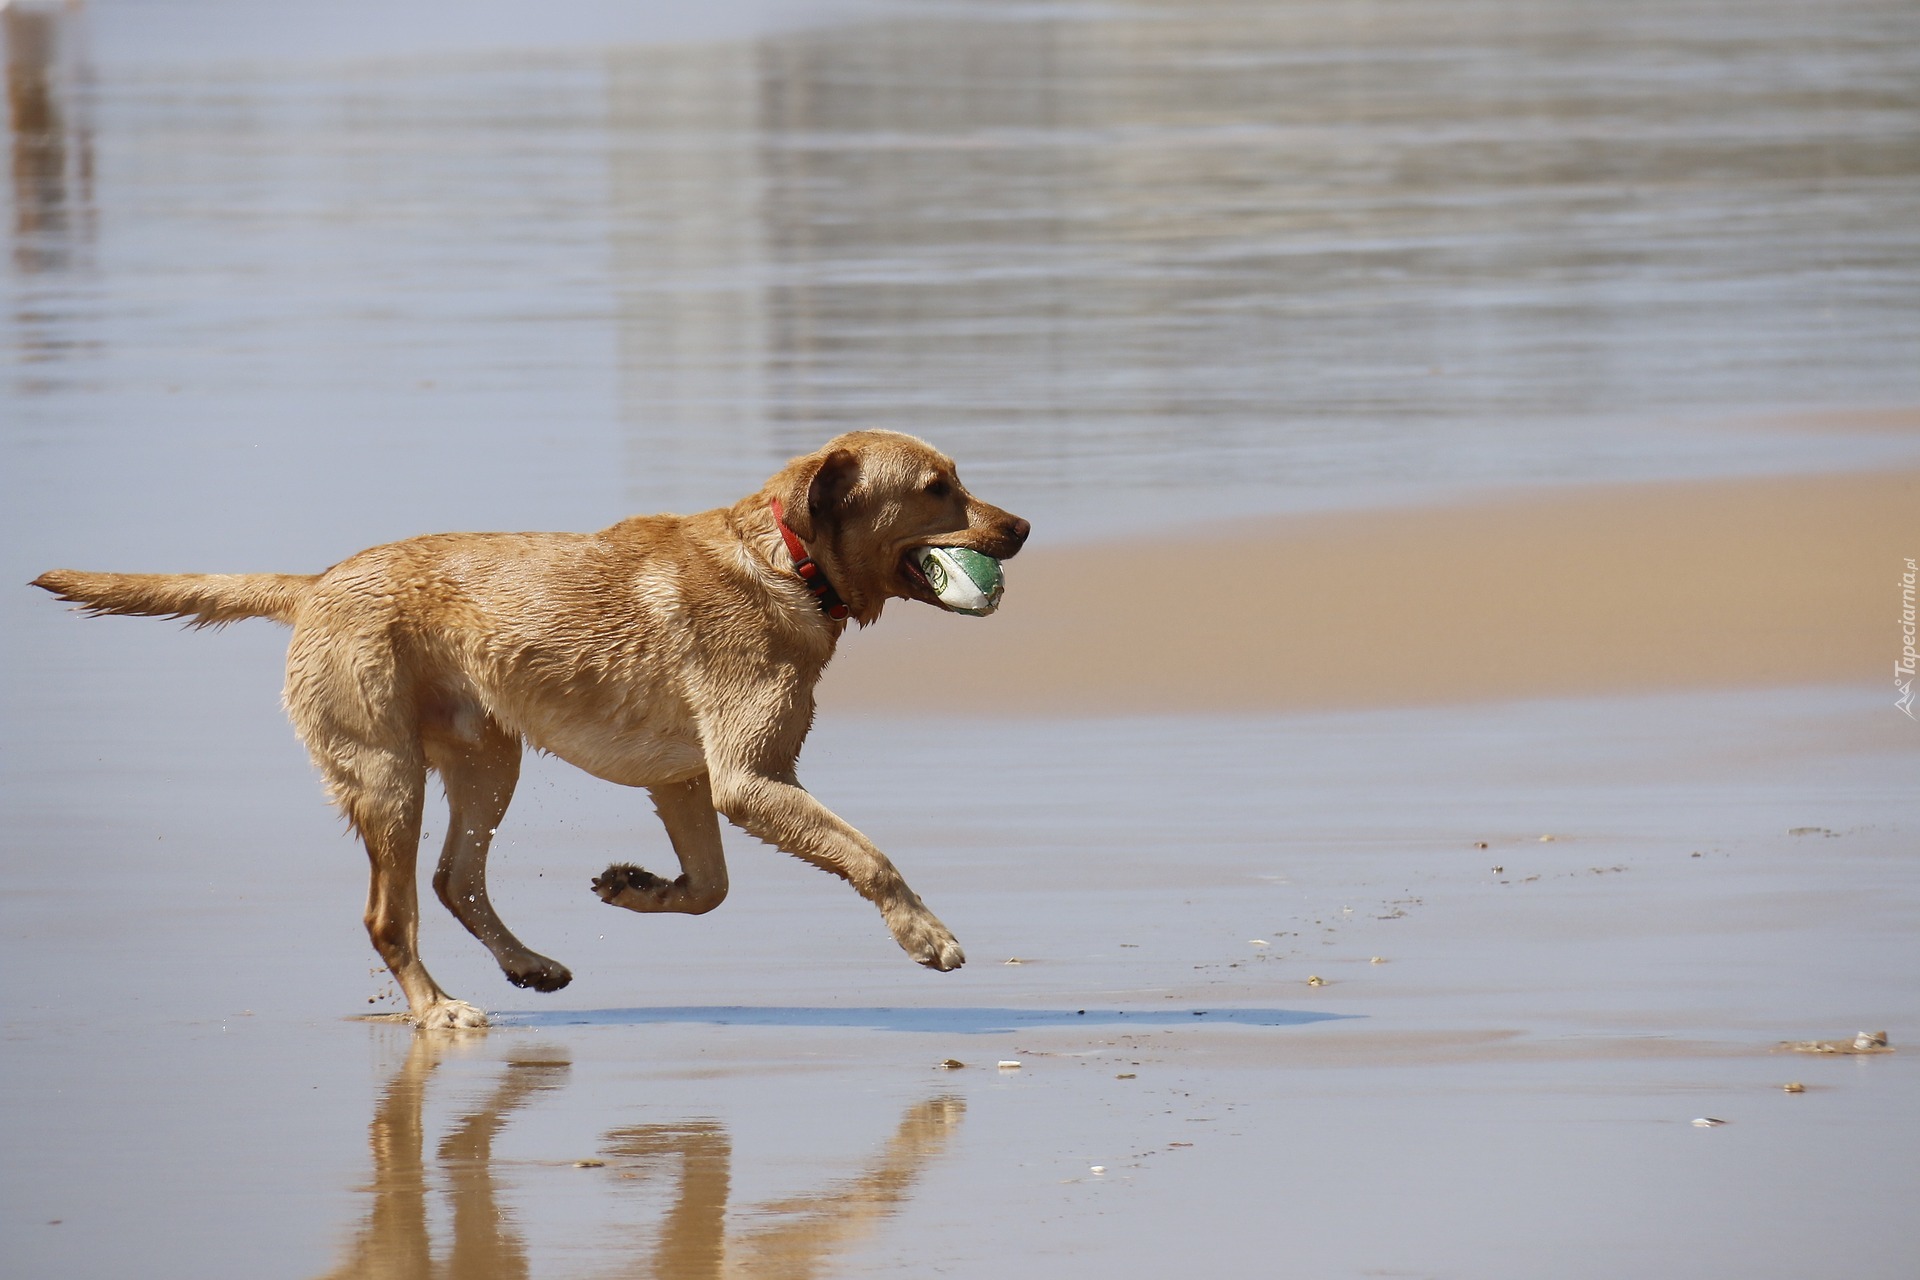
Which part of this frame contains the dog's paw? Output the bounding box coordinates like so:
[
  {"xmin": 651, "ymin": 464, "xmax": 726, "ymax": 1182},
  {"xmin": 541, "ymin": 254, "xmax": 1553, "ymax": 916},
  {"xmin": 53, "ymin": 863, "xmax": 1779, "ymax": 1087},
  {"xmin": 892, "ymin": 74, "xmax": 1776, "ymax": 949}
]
[
  {"xmin": 917, "ymin": 935, "xmax": 966, "ymax": 972},
  {"xmin": 414, "ymin": 999, "xmax": 488, "ymax": 1032},
  {"xmin": 888, "ymin": 907, "xmax": 966, "ymax": 972},
  {"xmin": 593, "ymin": 863, "xmax": 668, "ymax": 908},
  {"xmin": 504, "ymin": 954, "xmax": 573, "ymax": 993}
]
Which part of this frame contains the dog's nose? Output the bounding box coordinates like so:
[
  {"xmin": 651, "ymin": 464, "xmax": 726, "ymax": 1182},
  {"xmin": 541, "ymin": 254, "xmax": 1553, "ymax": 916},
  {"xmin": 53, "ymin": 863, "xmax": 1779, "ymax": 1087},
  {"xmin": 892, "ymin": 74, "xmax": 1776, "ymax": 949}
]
[{"xmin": 1008, "ymin": 517, "xmax": 1031, "ymax": 546}]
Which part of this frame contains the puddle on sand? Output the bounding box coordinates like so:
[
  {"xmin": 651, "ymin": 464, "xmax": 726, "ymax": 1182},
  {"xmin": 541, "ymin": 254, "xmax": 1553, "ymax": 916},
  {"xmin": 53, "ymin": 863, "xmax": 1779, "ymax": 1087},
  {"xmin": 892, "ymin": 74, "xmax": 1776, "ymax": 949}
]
[{"xmin": 493, "ymin": 1005, "xmax": 1352, "ymax": 1032}]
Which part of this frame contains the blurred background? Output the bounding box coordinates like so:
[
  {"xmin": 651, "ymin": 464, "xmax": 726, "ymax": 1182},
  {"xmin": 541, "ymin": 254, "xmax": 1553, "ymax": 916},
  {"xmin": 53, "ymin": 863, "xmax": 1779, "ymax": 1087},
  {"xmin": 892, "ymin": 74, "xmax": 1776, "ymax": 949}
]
[{"xmin": 6, "ymin": 0, "xmax": 1917, "ymax": 569}]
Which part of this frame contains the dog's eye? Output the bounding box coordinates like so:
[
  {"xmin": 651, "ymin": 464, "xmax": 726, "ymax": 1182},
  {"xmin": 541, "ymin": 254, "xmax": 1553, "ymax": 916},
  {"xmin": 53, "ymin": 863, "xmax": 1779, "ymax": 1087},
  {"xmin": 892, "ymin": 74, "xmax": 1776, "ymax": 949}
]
[{"xmin": 924, "ymin": 478, "xmax": 952, "ymax": 499}]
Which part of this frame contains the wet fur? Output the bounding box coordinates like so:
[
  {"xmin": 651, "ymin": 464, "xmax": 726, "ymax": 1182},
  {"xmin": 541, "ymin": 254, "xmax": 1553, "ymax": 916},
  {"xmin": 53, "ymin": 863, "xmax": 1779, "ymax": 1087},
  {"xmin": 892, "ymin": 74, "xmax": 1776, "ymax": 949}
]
[{"xmin": 33, "ymin": 431, "xmax": 1029, "ymax": 1030}]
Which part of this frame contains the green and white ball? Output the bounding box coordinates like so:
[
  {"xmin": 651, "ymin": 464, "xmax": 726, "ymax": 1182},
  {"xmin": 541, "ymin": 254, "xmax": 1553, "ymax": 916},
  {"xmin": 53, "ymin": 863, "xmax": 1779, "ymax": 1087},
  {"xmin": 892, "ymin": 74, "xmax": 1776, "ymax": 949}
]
[{"xmin": 913, "ymin": 547, "xmax": 1005, "ymax": 616}]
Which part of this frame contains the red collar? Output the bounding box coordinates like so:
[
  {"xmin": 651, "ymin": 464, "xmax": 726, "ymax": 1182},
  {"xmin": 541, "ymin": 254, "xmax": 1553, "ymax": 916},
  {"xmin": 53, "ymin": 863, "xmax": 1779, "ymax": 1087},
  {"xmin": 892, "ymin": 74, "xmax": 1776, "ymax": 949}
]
[{"xmin": 768, "ymin": 497, "xmax": 850, "ymax": 621}]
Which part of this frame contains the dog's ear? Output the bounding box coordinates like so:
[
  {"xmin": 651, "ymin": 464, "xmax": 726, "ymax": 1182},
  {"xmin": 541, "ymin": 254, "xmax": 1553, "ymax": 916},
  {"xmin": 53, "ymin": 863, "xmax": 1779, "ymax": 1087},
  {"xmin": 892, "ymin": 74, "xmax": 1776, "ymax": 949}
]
[{"xmin": 807, "ymin": 448, "xmax": 861, "ymax": 525}]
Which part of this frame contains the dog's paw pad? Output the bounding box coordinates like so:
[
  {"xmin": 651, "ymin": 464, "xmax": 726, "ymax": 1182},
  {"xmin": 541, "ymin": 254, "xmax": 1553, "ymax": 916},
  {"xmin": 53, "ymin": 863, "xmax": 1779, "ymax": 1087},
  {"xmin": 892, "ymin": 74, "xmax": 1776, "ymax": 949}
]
[
  {"xmin": 505, "ymin": 956, "xmax": 573, "ymax": 992},
  {"xmin": 592, "ymin": 864, "xmax": 666, "ymax": 903}
]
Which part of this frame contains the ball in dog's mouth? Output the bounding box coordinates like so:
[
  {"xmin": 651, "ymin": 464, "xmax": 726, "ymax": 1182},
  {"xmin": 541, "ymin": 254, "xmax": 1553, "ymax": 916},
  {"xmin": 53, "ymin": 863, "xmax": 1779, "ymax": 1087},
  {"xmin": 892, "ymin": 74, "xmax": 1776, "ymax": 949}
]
[{"xmin": 907, "ymin": 546, "xmax": 1004, "ymax": 615}]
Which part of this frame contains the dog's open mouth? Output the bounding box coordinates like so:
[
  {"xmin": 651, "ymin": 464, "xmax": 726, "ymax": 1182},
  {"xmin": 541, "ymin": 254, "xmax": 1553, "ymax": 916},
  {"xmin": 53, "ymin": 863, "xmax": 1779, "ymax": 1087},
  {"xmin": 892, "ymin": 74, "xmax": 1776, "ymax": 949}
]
[{"xmin": 901, "ymin": 549, "xmax": 937, "ymax": 598}]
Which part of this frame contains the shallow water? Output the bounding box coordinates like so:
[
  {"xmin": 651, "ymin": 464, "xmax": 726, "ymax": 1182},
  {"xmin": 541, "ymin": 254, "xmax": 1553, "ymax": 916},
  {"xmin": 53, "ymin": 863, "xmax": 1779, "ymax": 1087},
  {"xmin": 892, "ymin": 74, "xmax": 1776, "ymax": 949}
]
[{"xmin": 5, "ymin": 0, "xmax": 1918, "ymax": 551}]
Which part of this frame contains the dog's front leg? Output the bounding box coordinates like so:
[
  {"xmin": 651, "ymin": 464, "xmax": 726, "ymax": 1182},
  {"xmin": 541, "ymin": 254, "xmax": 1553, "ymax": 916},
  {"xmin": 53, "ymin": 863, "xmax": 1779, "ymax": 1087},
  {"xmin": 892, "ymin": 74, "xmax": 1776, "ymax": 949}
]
[{"xmin": 709, "ymin": 767, "xmax": 965, "ymax": 972}]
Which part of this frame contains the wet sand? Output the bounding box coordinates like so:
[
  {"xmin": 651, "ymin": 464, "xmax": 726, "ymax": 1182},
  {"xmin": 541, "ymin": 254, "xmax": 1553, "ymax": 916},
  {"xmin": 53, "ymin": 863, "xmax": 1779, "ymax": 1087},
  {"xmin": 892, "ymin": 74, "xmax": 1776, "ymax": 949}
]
[
  {"xmin": 6, "ymin": 427, "xmax": 1918, "ymax": 1277},
  {"xmin": 5, "ymin": 463, "xmax": 1915, "ymax": 1275},
  {"xmin": 824, "ymin": 465, "xmax": 1919, "ymax": 713},
  {"xmin": 3, "ymin": 675, "xmax": 1915, "ymax": 1278}
]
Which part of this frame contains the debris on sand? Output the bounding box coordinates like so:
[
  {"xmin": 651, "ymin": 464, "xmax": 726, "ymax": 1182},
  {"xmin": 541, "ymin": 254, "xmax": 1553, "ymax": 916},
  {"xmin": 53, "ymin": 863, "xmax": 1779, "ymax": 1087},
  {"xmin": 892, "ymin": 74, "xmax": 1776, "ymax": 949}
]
[
  {"xmin": 1306, "ymin": 975, "xmax": 1326, "ymax": 986},
  {"xmin": 1782, "ymin": 1082, "xmax": 1806, "ymax": 1093},
  {"xmin": 997, "ymin": 1060, "xmax": 1022, "ymax": 1070},
  {"xmin": 937, "ymin": 1059, "xmax": 966, "ymax": 1070},
  {"xmin": 1779, "ymin": 1031, "xmax": 1892, "ymax": 1055},
  {"xmin": 1691, "ymin": 1117, "xmax": 1727, "ymax": 1127},
  {"xmin": 573, "ymin": 1159, "xmax": 606, "ymax": 1168},
  {"xmin": 1787, "ymin": 827, "xmax": 1836, "ymax": 837}
]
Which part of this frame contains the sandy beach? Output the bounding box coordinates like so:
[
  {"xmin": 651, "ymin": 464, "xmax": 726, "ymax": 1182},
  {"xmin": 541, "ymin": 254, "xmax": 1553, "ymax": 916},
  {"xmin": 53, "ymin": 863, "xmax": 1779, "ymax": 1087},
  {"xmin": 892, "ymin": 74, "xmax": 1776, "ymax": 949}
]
[{"xmin": 824, "ymin": 465, "xmax": 1920, "ymax": 713}]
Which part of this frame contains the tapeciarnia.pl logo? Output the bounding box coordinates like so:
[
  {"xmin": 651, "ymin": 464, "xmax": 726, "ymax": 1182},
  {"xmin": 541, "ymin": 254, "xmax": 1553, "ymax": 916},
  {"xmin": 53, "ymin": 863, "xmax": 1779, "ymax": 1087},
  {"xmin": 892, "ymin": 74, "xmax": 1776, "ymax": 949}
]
[{"xmin": 1899, "ymin": 557, "xmax": 1917, "ymax": 719}]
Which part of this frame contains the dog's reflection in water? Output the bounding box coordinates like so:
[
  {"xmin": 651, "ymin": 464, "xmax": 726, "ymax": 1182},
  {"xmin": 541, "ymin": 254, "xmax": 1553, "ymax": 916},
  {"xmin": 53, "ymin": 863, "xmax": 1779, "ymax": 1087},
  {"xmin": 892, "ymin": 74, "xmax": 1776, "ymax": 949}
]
[
  {"xmin": 317, "ymin": 1036, "xmax": 568, "ymax": 1280},
  {"xmin": 319, "ymin": 1035, "xmax": 965, "ymax": 1279},
  {"xmin": 601, "ymin": 1098, "xmax": 965, "ymax": 1280}
]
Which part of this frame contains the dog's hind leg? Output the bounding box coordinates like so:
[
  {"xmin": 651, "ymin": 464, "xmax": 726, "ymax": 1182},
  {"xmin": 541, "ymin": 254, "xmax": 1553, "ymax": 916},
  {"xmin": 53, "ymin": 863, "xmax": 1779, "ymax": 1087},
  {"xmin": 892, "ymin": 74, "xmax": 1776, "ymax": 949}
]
[
  {"xmin": 425, "ymin": 719, "xmax": 572, "ymax": 993},
  {"xmin": 345, "ymin": 748, "xmax": 486, "ymax": 1030},
  {"xmin": 592, "ymin": 774, "xmax": 730, "ymax": 916},
  {"xmin": 288, "ymin": 622, "xmax": 484, "ymax": 1030}
]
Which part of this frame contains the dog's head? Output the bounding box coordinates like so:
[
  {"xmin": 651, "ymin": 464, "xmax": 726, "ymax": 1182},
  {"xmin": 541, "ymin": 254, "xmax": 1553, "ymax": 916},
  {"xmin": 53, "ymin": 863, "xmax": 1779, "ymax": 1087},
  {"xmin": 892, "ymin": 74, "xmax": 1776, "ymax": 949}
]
[{"xmin": 761, "ymin": 431, "xmax": 1029, "ymax": 625}]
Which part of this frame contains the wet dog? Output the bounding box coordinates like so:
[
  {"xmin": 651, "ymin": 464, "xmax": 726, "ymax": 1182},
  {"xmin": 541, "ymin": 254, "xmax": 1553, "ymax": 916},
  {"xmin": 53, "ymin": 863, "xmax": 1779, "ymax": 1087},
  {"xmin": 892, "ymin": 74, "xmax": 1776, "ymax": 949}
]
[{"xmin": 34, "ymin": 431, "xmax": 1029, "ymax": 1028}]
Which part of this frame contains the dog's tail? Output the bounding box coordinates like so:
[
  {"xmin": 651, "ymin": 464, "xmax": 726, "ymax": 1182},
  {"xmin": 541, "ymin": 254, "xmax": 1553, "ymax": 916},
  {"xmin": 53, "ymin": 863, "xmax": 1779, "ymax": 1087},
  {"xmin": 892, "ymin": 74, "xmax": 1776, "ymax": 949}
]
[{"xmin": 31, "ymin": 569, "xmax": 319, "ymax": 628}]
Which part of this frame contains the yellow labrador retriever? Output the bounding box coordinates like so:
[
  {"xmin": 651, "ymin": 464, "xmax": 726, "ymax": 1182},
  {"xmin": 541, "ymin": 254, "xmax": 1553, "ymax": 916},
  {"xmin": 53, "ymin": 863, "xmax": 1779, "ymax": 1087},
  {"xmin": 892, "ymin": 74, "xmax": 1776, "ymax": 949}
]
[{"xmin": 34, "ymin": 431, "xmax": 1029, "ymax": 1029}]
